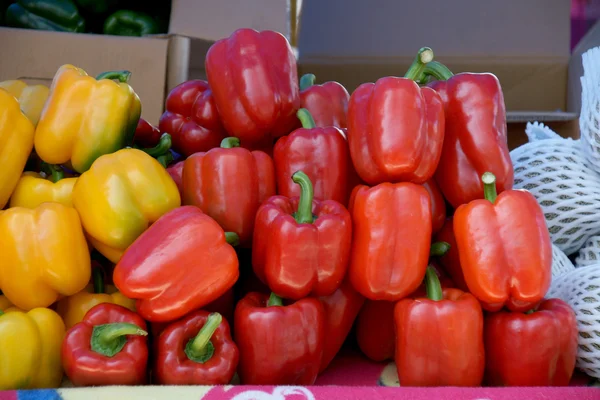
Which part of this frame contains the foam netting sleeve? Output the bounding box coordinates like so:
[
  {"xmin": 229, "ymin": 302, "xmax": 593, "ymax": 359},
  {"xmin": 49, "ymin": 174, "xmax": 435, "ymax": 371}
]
[
  {"xmin": 576, "ymin": 235, "xmax": 600, "ymax": 268},
  {"xmin": 510, "ymin": 122, "xmax": 600, "ymax": 255},
  {"xmin": 547, "ymin": 264, "xmax": 600, "ymax": 379},
  {"xmin": 553, "ymin": 244, "xmax": 576, "ymax": 278},
  {"xmin": 580, "ymin": 46, "xmax": 600, "ymax": 173}
]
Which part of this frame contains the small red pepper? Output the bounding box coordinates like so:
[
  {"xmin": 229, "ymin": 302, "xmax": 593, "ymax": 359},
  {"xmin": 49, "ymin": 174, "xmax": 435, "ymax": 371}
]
[
  {"xmin": 61, "ymin": 303, "xmax": 149, "ymax": 386},
  {"xmin": 453, "ymin": 172, "xmax": 552, "ymax": 312},
  {"xmin": 154, "ymin": 311, "xmax": 239, "ymax": 385},
  {"xmin": 395, "ymin": 266, "xmax": 485, "ymax": 386},
  {"xmin": 134, "ymin": 117, "xmax": 162, "ymax": 148},
  {"xmin": 234, "ymin": 292, "xmax": 325, "ymax": 385},
  {"xmin": 348, "ymin": 182, "xmax": 432, "ymax": 300},
  {"xmin": 166, "ymin": 160, "xmax": 184, "ymax": 197},
  {"xmin": 158, "ymin": 80, "xmax": 227, "ymax": 157},
  {"xmin": 318, "ymin": 279, "xmax": 365, "ymax": 372},
  {"xmin": 113, "ymin": 206, "xmax": 239, "ymax": 322},
  {"xmin": 205, "ymin": 28, "xmax": 300, "ymax": 145},
  {"xmin": 299, "ymin": 73, "xmax": 350, "ymax": 128},
  {"xmin": 484, "ymin": 298, "xmax": 578, "ymax": 386},
  {"xmin": 252, "ymin": 171, "xmax": 352, "ymax": 299},
  {"xmin": 423, "ymin": 179, "xmax": 446, "ymax": 235},
  {"xmin": 182, "ymin": 137, "xmax": 276, "ymax": 246},
  {"xmin": 274, "ymin": 108, "xmax": 353, "ymax": 206},
  {"xmin": 420, "ymin": 59, "xmax": 514, "ymax": 209},
  {"xmin": 346, "ymin": 48, "xmax": 445, "ymax": 185},
  {"xmin": 434, "ymin": 217, "xmax": 468, "ymax": 291}
]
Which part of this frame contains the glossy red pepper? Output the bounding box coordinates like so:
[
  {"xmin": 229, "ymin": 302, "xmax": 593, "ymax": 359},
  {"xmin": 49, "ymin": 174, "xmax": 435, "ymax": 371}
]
[
  {"xmin": 395, "ymin": 267, "xmax": 485, "ymax": 386},
  {"xmin": 484, "ymin": 298, "xmax": 578, "ymax": 386},
  {"xmin": 318, "ymin": 279, "xmax": 365, "ymax": 372},
  {"xmin": 234, "ymin": 292, "xmax": 325, "ymax": 385},
  {"xmin": 182, "ymin": 137, "xmax": 276, "ymax": 246},
  {"xmin": 423, "ymin": 179, "xmax": 446, "ymax": 235},
  {"xmin": 434, "ymin": 217, "xmax": 468, "ymax": 291},
  {"xmin": 453, "ymin": 173, "xmax": 552, "ymax": 312},
  {"xmin": 346, "ymin": 49, "xmax": 445, "ymax": 185},
  {"xmin": 113, "ymin": 206, "xmax": 239, "ymax": 322},
  {"xmin": 420, "ymin": 59, "xmax": 514, "ymax": 209},
  {"xmin": 61, "ymin": 303, "xmax": 149, "ymax": 386},
  {"xmin": 154, "ymin": 311, "xmax": 239, "ymax": 385},
  {"xmin": 158, "ymin": 80, "xmax": 227, "ymax": 157},
  {"xmin": 252, "ymin": 171, "xmax": 352, "ymax": 299},
  {"xmin": 205, "ymin": 28, "xmax": 300, "ymax": 145},
  {"xmin": 348, "ymin": 182, "xmax": 432, "ymax": 300},
  {"xmin": 166, "ymin": 160, "xmax": 184, "ymax": 198},
  {"xmin": 134, "ymin": 117, "xmax": 162, "ymax": 148},
  {"xmin": 274, "ymin": 109, "xmax": 353, "ymax": 205},
  {"xmin": 299, "ymin": 73, "xmax": 349, "ymax": 128}
]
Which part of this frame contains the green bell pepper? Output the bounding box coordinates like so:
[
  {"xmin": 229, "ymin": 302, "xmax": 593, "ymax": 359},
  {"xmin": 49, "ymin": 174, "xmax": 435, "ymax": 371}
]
[
  {"xmin": 103, "ymin": 9, "xmax": 159, "ymax": 36},
  {"xmin": 5, "ymin": 0, "xmax": 85, "ymax": 32}
]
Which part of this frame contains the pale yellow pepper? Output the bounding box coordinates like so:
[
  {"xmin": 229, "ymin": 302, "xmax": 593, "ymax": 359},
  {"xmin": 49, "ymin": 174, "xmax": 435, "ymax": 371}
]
[
  {"xmin": 0, "ymin": 79, "xmax": 50, "ymax": 126},
  {"xmin": 0, "ymin": 307, "xmax": 65, "ymax": 389}
]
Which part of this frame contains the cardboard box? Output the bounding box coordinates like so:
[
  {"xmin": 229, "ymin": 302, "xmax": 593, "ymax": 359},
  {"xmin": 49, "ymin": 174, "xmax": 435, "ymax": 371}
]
[{"xmin": 0, "ymin": 27, "xmax": 170, "ymax": 124}]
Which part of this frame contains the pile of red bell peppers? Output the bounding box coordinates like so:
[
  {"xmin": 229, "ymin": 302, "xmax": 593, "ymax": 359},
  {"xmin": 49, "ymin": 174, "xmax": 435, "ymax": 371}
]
[{"xmin": 74, "ymin": 30, "xmax": 578, "ymax": 388}]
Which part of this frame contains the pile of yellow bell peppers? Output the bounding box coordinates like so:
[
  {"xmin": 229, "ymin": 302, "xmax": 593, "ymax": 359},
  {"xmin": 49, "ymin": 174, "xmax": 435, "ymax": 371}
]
[{"xmin": 0, "ymin": 64, "xmax": 181, "ymax": 390}]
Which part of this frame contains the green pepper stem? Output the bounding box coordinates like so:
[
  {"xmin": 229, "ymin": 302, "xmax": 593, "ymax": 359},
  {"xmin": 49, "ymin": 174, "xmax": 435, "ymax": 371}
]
[
  {"xmin": 482, "ymin": 172, "xmax": 498, "ymax": 203},
  {"xmin": 92, "ymin": 266, "xmax": 105, "ymax": 294},
  {"xmin": 292, "ymin": 171, "xmax": 314, "ymax": 224},
  {"xmin": 268, "ymin": 292, "xmax": 283, "ymax": 307},
  {"xmin": 220, "ymin": 137, "xmax": 241, "ymax": 148},
  {"xmin": 141, "ymin": 133, "xmax": 172, "ymax": 157},
  {"xmin": 90, "ymin": 322, "xmax": 147, "ymax": 357},
  {"xmin": 48, "ymin": 165, "xmax": 64, "ymax": 183},
  {"xmin": 425, "ymin": 266, "xmax": 443, "ymax": 301},
  {"xmin": 404, "ymin": 47, "xmax": 435, "ymax": 81},
  {"xmin": 96, "ymin": 70, "xmax": 132, "ymax": 83},
  {"xmin": 185, "ymin": 312, "xmax": 222, "ymax": 363},
  {"xmin": 525, "ymin": 309, "xmax": 536, "ymax": 315},
  {"xmin": 420, "ymin": 61, "xmax": 454, "ymax": 82},
  {"xmin": 430, "ymin": 242, "xmax": 451, "ymax": 257},
  {"xmin": 299, "ymin": 73, "xmax": 316, "ymax": 91},
  {"xmin": 225, "ymin": 232, "xmax": 240, "ymax": 246},
  {"xmin": 0, "ymin": 310, "xmax": 4, "ymax": 317},
  {"xmin": 297, "ymin": 108, "xmax": 316, "ymax": 129},
  {"xmin": 156, "ymin": 152, "xmax": 174, "ymax": 168}
]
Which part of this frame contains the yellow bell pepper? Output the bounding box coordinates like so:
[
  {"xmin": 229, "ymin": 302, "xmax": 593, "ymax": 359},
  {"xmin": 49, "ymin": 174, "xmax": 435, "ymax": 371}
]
[
  {"xmin": 0, "ymin": 79, "xmax": 50, "ymax": 126},
  {"xmin": 0, "ymin": 88, "xmax": 35, "ymax": 209},
  {"xmin": 0, "ymin": 307, "xmax": 65, "ymax": 389},
  {"xmin": 72, "ymin": 148, "xmax": 181, "ymax": 263},
  {"xmin": 56, "ymin": 266, "xmax": 136, "ymax": 329},
  {"xmin": 9, "ymin": 170, "xmax": 77, "ymax": 209},
  {"xmin": 34, "ymin": 64, "xmax": 142, "ymax": 173},
  {"xmin": 0, "ymin": 202, "xmax": 91, "ymax": 310}
]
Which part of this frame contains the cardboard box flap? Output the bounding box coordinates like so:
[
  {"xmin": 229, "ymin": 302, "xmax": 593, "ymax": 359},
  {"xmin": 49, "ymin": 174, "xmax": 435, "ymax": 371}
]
[
  {"xmin": 568, "ymin": 20, "xmax": 600, "ymax": 114},
  {"xmin": 507, "ymin": 111, "xmax": 578, "ymax": 123},
  {"xmin": 297, "ymin": 0, "xmax": 571, "ymax": 60}
]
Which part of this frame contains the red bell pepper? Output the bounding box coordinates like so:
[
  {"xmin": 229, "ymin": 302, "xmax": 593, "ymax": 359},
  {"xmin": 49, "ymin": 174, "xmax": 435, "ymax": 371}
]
[
  {"xmin": 234, "ymin": 292, "xmax": 325, "ymax": 385},
  {"xmin": 423, "ymin": 179, "xmax": 446, "ymax": 235},
  {"xmin": 182, "ymin": 137, "xmax": 276, "ymax": 246},
  {"xmin": 166, "ymin": 160, "xmax": 184, "ymax": 197},
  {"xmin": 299, "ymin": 73, "xmax": 350, "ymax": 129},
  {"xmin": 453, "ymin": 172, "xmax": 552, "ymax": 312},
  {"xmin": 205, "ymin": 28, "xmax": 300, "ymax": 145},
  {"xmin": 434, "ymin": 217, "xmax": 468, "ymax": 291},
  {"xmin": 419, "ymin": 59, "xmax": 514, "ymax": 209},
  {"xmin": 318, "ymin": 279, "xmax": 365, "ymax": 372},
  {"xmin": 395, "ymin": 266, "xmax": 485, "ymax": 386},
  {"xmin": 158, "ymin": 80, "xmax": 227, "ymax": 157},
  {"xmin": 346, "ymin": 48, "xmax": 445, "ymax": 185},
  {"xmin": 134, "ymin": 117, "xmax": 162, "ymax": 148},
  {"xmin": 113, "ymin": 206, "xmax": 239, "ymax": 322},
  {"xmin": 355, "ymin": 247, "xmax": 452, "ymax": 362},
  {"xmin": 484, "ymin": 298, "xmax": 578, "ymax": 386},
  {"xmin": 273, "ymin": 108, "xmax": 353, "ymax": 206},
  {"xmin": 61, "ymin": 303, "xmax": 149, "ymax": 386},
  {"xmin": 348, "ymin": 182, "xmax": 432, "ymax": 300},
  {"xmin": 154, "ymin": 311, "xmax": 239, "ymax": 385},
  {"xmin": 252, "ymin": 171, "xmax": 352, "ymax": 299}
]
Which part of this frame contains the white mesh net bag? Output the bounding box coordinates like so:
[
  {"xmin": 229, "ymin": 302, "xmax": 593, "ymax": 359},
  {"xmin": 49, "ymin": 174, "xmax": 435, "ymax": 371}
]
[
  {"xmin": 553, "ymin": 244, "xmax": 576, "ymax": 278},
  {"xmin": 579, "ymin": 46, "xmax": 600, "ymax": 173},
  {"xmin": 576, "ymin": 236, "xmax": 600, "ymax": 268},
  {"xmin": 547, "ymin": 264, "xmax": 600, "ymax": 378},
  {"xmin": 510, "ymin": 122, "xmax": 600, "ymax": 255}
]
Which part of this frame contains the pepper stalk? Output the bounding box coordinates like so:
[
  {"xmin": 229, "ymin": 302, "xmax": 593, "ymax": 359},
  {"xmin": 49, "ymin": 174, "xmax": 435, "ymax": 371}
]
[{"xmin": 184, "ymin": 312, "xmax": 223, "ymax": 363}]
